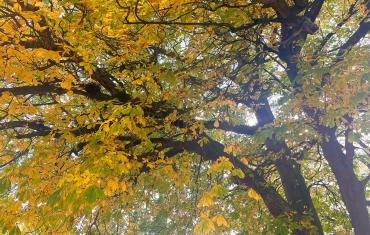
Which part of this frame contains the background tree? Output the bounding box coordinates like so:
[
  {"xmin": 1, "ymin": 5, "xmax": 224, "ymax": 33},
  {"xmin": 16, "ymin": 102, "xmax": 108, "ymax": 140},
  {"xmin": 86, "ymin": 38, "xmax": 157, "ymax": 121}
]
[{"xmin": 0, "ymin": 0, "xmax": 369, "ymax": 234}]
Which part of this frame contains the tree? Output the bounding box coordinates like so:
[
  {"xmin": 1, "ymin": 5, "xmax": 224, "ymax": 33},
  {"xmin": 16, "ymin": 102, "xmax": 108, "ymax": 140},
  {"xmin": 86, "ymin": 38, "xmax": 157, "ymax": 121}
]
[{"xmin": 0, "ymin": 0, "xmax": 369, "ymax": 234}]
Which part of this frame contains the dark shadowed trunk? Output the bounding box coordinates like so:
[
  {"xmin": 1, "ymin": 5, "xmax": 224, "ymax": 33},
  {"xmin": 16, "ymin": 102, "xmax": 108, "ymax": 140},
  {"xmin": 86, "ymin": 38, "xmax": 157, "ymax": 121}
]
[{"xmin": 320, "ymin": 127, "xmax": 370, "ymax": 235}]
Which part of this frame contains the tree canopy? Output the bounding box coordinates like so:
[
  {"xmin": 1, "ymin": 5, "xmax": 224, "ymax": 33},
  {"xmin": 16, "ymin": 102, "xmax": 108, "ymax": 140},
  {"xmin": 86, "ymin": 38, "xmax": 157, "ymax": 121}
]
[{"xmin": 0, "ymin": 0, "xmax": 369, "ymax": 234}]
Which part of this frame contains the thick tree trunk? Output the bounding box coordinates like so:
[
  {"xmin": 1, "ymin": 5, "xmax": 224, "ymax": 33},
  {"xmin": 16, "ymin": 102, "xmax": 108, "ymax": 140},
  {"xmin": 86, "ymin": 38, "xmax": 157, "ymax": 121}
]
[
  {"xmin": 274, "ymin": 2, "xmax": 370, "ymax": 233},
  {"xmin": 320, "ymin": 127, "xmax": 370, "ymax": 235},
  {"xmin": 256, "ymin": 100, "xmax": 323, "ymax": 235},
  {"xmin": 274, "ymin": 153, "xmax": 323, "ymax": 235}
]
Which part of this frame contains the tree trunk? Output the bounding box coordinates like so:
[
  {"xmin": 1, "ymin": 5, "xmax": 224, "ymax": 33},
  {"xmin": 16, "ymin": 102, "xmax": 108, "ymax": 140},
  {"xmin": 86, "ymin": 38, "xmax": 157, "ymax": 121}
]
[
  {"xmin": 256, "ymin": 100, "xmax": 323, "ymax": 235},
  {"xmin": 274, "ymin": 153, "xmax": 323, "ymax": 235},
  {"xmin": 320, "ymin": 127, "xmax": 370, "ymax": 235}
]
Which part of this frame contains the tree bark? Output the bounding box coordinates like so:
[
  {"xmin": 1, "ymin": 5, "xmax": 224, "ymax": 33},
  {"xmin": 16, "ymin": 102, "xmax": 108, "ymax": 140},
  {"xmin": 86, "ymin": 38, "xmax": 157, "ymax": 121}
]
[{"xmin": 320, "ymin": 127, "xmax": 370, "ymax": 235}]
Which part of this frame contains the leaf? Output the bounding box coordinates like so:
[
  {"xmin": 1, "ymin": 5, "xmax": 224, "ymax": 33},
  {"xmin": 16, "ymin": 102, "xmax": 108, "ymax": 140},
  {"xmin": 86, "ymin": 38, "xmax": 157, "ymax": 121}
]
[
  {"xmin": 60, "ymin": 75, "xmax": 74, "ymax": 90},
  {"xmin": 231, "ymin": 168, "xmax": 245, "ymax": 178},
  {"xmin": 194, "ymin": 216, "xmax": 215, "ymax": 235},
  {"xmin": 213, "ymin": 119, "xmax": 219, "ymax": 128},
  {"xmin": 0, "ymin": 178, "xmax": 11, "ymax": 196},
  {"xmin": 104, "ymin": 178, "xmax": 119, "ymax": 196},
  {"xmin": 65, "ymin": 191, "xmax": 77, "ymax": 204},
  {"xmin": 209, "ymin": 184, "xmax": 227, "ymax": 197},
  {"xmin": 197, "ymin": 192, "xmax": 214, "ymax": 208},
  {"xmin": 350, "ymin": 91, "xmax": 367, "ymax": 106},
  {"xmin": 48, "ymin": 188, "xmax": 63, "ymax": 205},
  {"xmin": 83, "ymin": 186, "xmax": 104, "ymax": 204},
  {"xmin": 212, "ymin": 214, "xmax": 229, "ymax": 227},
  {"xmin": 247, "ymin": 188, "xmax": 262, "ymax": 201},
  {"xmin": 207, "ymin": 156, "xmax": 234, "ymax": 174},
  {"xmin": 9, "ymin": 225, "xmax": 21, "ymax": 235},
  {"xmin": 347, "ymin": 132, "xmax": 361, "ymax": 143},
  {"xmin": 120, "ymin": 182, "xmax": 127, "ymax": 192},
  {"xmin": 129, "ymin": 107, "xmax": 142, "ymax": 116},
  {"xmin": 132, "ymin": 79, "xmax": 143, "ymax": 85},
  {"xmin": 240, "ymin": 157, "xmax": 249, "ymax": 165},
  {"xmin": 159, "ymin": 71, "xmax": 175, "ymax": 83}
]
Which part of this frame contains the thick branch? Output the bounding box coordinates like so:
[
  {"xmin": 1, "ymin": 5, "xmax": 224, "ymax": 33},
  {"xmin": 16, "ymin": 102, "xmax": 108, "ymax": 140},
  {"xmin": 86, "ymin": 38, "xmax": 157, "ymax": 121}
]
[
  {"xmin": 0, "ymin": 120, "xmax": 50, "ymax": 132},
  {"xmin": 336, "ymin": 13, "xmax": 370, "ymax": 60},
  {"xmin": 305, "ymin": 0, "xmax": 324, "ymax": 22},
  {"xmin": 0, "ymin": 84, "xmax": 112, "ymax": 101},
  {"xmin": 203, "ymin": 120, "xmax": 260, "ymax": 135},
  {"xmin": 164, "ymin": 136, "xmax": 291, "ymax": 217}
]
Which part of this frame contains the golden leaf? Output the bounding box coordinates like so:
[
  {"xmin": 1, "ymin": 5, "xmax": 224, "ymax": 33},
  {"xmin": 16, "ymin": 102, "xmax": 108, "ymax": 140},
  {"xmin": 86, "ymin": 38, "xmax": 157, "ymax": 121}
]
[
  {"xmin": 197, "ymin": 192, "xmax": 214, "ymax": 208},
  {"xmin": 120, "ymin": 182, "xmax": 127, "ymax": 192},
  {"xmin": 247, "ymin": 188, "xmax": 262, "ymax": 201},
  {"xmin": 212, "ymin": 214, "xmax": 229, "ymax": 227},
  {"xmin": 104, "ymin": 178, "xmax": 119, "ymax": 196},
  {"xmin": 194, "ymin": 215, "xmax": 215, "ymax": 235}
]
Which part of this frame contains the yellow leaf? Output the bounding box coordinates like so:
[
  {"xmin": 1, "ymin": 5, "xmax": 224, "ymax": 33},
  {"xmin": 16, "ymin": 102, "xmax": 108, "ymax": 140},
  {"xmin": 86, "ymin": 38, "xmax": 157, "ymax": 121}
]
[
  {"xmin": 223, "ymin": 145, "xmax": 233, "ymax": 153},
  {"xmin": 247, "ymin": 188, "xmax": 262, "ymax": 201},
  {"xmin": 120, "ymin": 182, "xmax": 127, "ymax": 192},
  {"xmin": 212, "ymin": 214, "xmax": 229, "ymax": 227},
  {"xmin": 194, "ymin": 215, "xmax": 215, "ymax": 235},
  {"xmin": 240, "ymin": 157, "xmax": 249, "ymax": 165},
  {"xmin": 231, "ymin": 168, "xmax": 245, "ymax": 178},
  {"xmin": 213, "ymin": 119, "xmax": 219, "ymax": 128},
  {"xmin": 13, "ymin": 3, "xmax": 22, "ymax": 12},
  {"xmin": 61, "ymin": 75, "xmax": 74, "ymax": 90},
  {"xmin": 8, "ymin": 105, "xmax": 18, "ymax": 115},
  {"xmin": 76, "ymin": 116, "xmax": 84, "ymax": 125},
  {"xmin": 132, "ymin": 79, "xmax": 143, "ymax": 85},
  {"xmin": 102, "ymin": 122, "xmax": 111, "ymax": 132},
  {"xmin": 207, "ymin": 156, "xmax": 234, "ymax": 175},
  {"xmin": 197, "ymin": 192, "xmax": 214, "ymax": 208},
  {"xmin": 104, "ymin": 177, "xmax": 119, "ymax": 196}
]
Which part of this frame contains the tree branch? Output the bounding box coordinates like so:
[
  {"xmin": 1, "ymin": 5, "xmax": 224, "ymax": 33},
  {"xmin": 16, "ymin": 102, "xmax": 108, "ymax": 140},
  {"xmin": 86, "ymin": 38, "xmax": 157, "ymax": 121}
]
[
  {"xmin": 336, "ymin": 12, "xmax": 370, "ymax": 60},
  {"xmin": 163, "ymin": 135, "xmax": 291, "ymax": 217},
  {"xmin": 203, "ymin": 120, "xmax": 261, "ymax": 135},
  {"xmin": 0, "ymin": 84, "xmax": 113, "ymax": 101}
]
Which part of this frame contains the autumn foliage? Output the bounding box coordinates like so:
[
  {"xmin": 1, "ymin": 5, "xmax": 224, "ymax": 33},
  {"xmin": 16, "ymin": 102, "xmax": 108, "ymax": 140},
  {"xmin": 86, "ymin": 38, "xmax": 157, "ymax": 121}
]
[{"xmin": 0, "ymin": 0, "xmax": 369, "ymax": 234}]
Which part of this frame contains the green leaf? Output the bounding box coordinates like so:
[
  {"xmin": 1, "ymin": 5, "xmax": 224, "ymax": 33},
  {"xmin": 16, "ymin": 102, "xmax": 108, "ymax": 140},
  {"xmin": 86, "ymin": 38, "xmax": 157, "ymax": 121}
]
[
  {"xmin": 159, "ymin": 71, "xmax": 175, "ymax": 83},
  {"xmin": 83, "ymin": 186, "xmax": 104, "ymax": 204},
  {"xmin": 347, "ymin": 132, "xmax": 361, "ymax": 143},
  {"xmin": 9, "ymin": 225, "xmax": 21, "ymax": 235},
  {"xmin": 129, "ymin": 105, "xmax": 144, "ymax": 116},
  {"xmin": 350, "ymin": 92, "xmax": 367, "ymax": 107},
  {"xmin": 0, "ymin": 178, "xmax": 11, "ymax": 196},
  {"xmin": 48, "ymin": 188, "xmax": 63, "ymax": 205},
  {"xmin": 65, "ymin": 191, "xmax": 77, "ymax": 204}
]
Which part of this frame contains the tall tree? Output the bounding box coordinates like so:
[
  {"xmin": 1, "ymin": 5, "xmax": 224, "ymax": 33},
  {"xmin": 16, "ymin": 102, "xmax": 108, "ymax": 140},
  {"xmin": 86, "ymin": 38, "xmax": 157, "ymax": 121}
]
[{"xmin": 0, "ymin": 0, "xmax": 368, "ymax": 234}]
